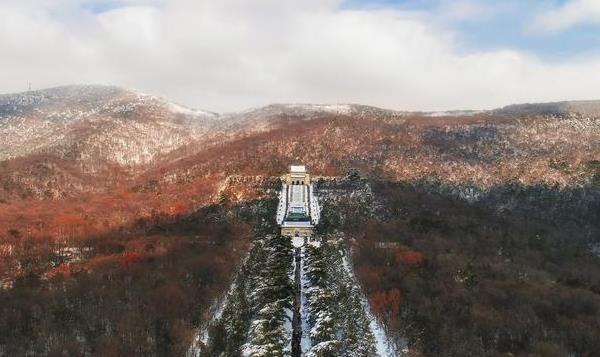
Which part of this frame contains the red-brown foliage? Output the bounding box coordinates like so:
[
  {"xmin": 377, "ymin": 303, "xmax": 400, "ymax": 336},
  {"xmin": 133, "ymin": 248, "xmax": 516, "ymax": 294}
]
[
  {"xmin": 169, "ymin": 202, "xmax": 187, "ymax": 216},
  {"xmin": 348, "ymin": 180, "xmax": 600, "ymax": 356},
  {"xmin": 395, "ymin": 249, "xmax": 423, "ymax": 267},
  {"xmin": 356, "ymin": 265, "xmax": 384, "ymax": 292},
  {"xmin": 369, "ymin": 288, "xmax": 402, "ymax": 324},
  {"xmin": 46, "ymin": 263, "xmax": 71, "ymax": 279},
  {"xmin": 119, "ymin": 252, "xmax": 145, "ymax": 267},
  {"xmin": 0, "ymin": 195, "xmax": 255, "ymax": 356}
]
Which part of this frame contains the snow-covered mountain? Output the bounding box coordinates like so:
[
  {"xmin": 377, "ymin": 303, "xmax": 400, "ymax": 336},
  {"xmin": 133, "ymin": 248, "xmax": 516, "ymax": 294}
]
[
  {"xmin": 1, "ymin": 85, "xmax": 599, "ymax": 201},
  {"xmin": 0, "ymin": 87, "xmax": 406, "ymax": 168},
  {"xmin": 217, "ymin": 103, "xmax": 408, "ymax": 132},
  {"xmin": 0, "ymin": 85, "xmax": 218, "ymax": 165},
  {"xmin": 496, "ymin": 99, "xmax": 600, "ymax": 116},
  {"xmin": 227, "ymin": 103, "xmax": 404, "ymax": 119}
]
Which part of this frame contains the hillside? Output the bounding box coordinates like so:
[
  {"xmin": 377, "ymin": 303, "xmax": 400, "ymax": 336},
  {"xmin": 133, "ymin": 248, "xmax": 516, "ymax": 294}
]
[
  {"xmin": 497, "ymin": 99, "xmax": 600, "ymax": 117},
  {"xmin": 0, "ymin": 85, "xmax": 218, "ymax": 164},
  {"xmin": 0, "ymin": 85, "xmax": 223, "ymax": 200},
  {"xmin": 0, "ymin": 86, "xmax": 599, "ymax": 356},
  {"xmin": 2, "ymin": 86, "xmax": 598, "ymax": 201}
]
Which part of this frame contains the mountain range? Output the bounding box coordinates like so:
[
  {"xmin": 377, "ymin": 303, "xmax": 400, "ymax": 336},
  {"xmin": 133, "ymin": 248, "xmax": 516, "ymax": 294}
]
[
  {"xmin": 0, "ymin": 85, "xmax": 599, "ymax": 356},
  {"xmin": 1, "ymin": 85, "xmax": 598, "ymax": 202}
]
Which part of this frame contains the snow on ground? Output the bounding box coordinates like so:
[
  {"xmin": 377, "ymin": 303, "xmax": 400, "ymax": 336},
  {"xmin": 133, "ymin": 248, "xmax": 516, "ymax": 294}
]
[
  {"xmin": 292, "ymin": 236, "xmax": 304, "ymax": 248},
  {"xmin": 591, "ymin": 243, "xmax": 600, "ymax": 258},
  {"xmin": 276, "ymin": 185, "xmax": 288, "ymax": 224},
  {"xmin": 187, "ymin": 252, "xmax": 250, "ymax": 357},
  {"xmin": 424, "ymin": 110, "xmax": 484, "ymax": 117},
  {"xmin": 341, "ymin": 255, "xmax": 403, "ymax": 357},
  {"xmin": 306, "ymin": 239, "xmax": 321, "ymax": 249},
  {"xmin": 186, "ymin": 282, "xmax": 232, "ymax": 357},
  {"xmin": 282, "ymin": 103, "xmax": 354, "ymax": 115},
  {"xmin": 167, "ymin": 102, "xmax": 219, "ymax": 118},
  {"xmin": 309, "ymin": 184, "xmax": 321, "ymax": 225},
  {"xmin": 284, "ymin": 307, "xmax": 294, "ymax": 355},
  {"xmin": 300, "ymin": 246, "xmax": 312, "ymax": 354},
  {"xmin": 286, "ymin": 245, "xmax": 298, "ymax": 354}
]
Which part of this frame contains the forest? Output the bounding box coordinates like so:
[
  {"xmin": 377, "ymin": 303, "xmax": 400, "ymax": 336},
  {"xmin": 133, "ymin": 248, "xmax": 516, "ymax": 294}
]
[
  {"xmin": 1, "ymin": 87, "xmax": 599, "ymax": 356},
  {"xmin": 0, "ymin": 195, "xmax": 277, "ymax": 356},
  {"xmin": 317, "ymin": 176, "xmax": 600, "ymax": 356}
]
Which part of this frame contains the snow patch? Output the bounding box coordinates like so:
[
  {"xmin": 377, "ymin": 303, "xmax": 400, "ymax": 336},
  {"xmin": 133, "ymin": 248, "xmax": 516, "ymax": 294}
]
[
  {"xmin": 167, "ymin": 102, "xmax": 219, "ymax": 118},
  {"xmin": 292, "ymin": 236, "xmax": 305, "ymax": 248},
  {"xmin": 591, "ymin": 243, "xmax": 600, "ymax": 258},
  {"xmin": 341, "ymin": 255, "xmax": 403, "ymax": 357},
  {"xmin": 300, "ymin": 247, "xmax": 312, "ymax": 353},
  {"xmin": 424, "ymin": 110, "xmax": 484, "ymax": 117}
]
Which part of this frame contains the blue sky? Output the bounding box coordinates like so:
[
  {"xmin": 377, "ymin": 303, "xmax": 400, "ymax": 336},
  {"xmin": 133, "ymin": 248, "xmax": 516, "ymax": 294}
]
[
  {"xmin": 82, "ymin": 0, "xmax": 163, "ymax": 14},
  {"xmin": 344, "ymin": 0, "xmax": 600, "ymax": 60},
  {"xmin": 83, "ymin": 0, "xmax": 600, "ymax": 61}
]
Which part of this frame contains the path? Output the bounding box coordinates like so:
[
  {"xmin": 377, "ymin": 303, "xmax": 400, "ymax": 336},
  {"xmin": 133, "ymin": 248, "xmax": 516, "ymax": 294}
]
[{"xmin": 291, "ymin": 247, "xmax": 302, "ymax": 357}]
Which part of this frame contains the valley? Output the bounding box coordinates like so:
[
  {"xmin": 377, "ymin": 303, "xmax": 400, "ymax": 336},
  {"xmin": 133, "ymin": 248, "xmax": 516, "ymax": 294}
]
[
  {"xmin": 190, "ymin": 167, "xmax": 396, "ymax": 356},
  {"xmin": 0, "ymin": 85, "xmax": 599, "ymax": 356}
]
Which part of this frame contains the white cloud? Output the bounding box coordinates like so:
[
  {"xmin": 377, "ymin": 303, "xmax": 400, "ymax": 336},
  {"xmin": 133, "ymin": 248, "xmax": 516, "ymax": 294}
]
[
  {"xmin": 1, "ymin": 0, "xmax": 600, "ymax": 112},
  {"xmin": 533, "ymin": 0, "xmax": 600, "ymax": 33}
]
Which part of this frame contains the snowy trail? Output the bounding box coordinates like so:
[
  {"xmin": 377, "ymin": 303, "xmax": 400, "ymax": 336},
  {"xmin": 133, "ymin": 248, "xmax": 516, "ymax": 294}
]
[
  {"xmin": 292, "ymin": 247, "xmax": 302, "ymax": 357},
  {"xmin": 299, "ymin": 246, "xmax": 312, "ymax": 354}
]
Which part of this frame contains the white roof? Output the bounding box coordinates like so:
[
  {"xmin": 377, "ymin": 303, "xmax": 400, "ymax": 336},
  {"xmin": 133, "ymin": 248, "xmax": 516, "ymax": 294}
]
[
  {"xmin": 290, "ymin": 165, "xmax": 306, "ymax": 173},
  {"xmin": 282, "ymin": 221, "xmax": 314, "ymax": 227}
]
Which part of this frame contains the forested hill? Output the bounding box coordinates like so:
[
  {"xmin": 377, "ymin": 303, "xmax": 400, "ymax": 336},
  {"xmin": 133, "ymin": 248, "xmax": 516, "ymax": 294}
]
[{"xmin": 0, "ymin": 86, "xmax": 599, "ymax": 356}]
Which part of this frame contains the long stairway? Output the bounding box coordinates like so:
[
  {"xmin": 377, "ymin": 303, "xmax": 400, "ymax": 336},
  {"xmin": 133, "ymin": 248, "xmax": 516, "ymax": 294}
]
[{"xmin": 291, "ymin": 247, "xmax": 303, "ymax": 357}]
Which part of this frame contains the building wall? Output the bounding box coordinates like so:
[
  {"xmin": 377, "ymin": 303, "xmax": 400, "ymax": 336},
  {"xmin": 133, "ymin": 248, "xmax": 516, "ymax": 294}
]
[
  {"xmin": 281, "ymin": 226, "xmax": 314, "ymax": 237},
  {"xmin": 280, "ymin": 166, "xmax": 314, "ymax": 237},
  {"xmin": 284, "ymin": 173, "xmax": 310, "ymax": 185}
]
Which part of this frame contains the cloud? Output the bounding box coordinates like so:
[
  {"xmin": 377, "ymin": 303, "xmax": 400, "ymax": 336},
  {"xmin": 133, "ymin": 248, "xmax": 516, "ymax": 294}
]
[
  {"xmin": 533, "ymin": 0, "xmax": 600, "ymax": 33},
  {"xmin": 1, "ymin": 0, "xmax": 600, "ymax": 112},
  {"xmin": 437, "ymin": 0, "xmax": 489, "ymax": 22}
]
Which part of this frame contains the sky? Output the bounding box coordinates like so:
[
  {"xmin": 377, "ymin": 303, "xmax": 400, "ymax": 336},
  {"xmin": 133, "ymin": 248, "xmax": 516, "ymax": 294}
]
[{"xmin": 1, "ymin": 0, "xmax": 600, "ymax": 112}]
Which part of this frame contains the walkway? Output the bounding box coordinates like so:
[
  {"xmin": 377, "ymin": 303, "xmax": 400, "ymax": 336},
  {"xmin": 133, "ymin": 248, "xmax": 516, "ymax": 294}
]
[{"xmin": 291, "ymin": 247, "xmax": 302, "ymax": 357}]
